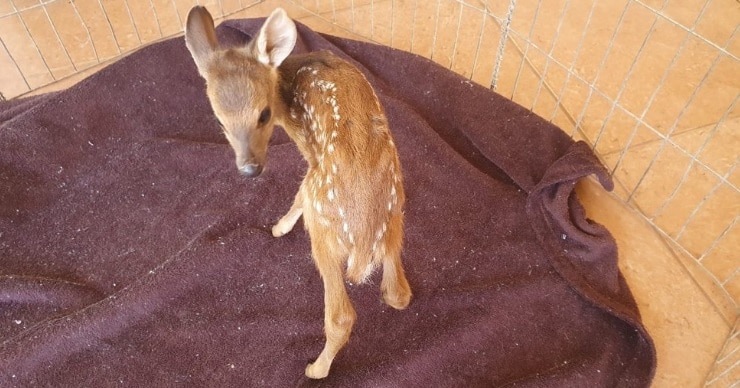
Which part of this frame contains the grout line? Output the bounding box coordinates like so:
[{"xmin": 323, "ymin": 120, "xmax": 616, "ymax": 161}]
[
  {"xmin": 123, "ymin": 0, "xmax": 143, "ymax": 46},
  {"xmin": 409, "ymin": 0, "xmax": 417, "ymax": 52},
  {"xmin": 170, "ymin": 0, "xmax": 184, "ymax": 28},
  {"xmin": 15, "ymin": 6, "xmax": 58, "ymax": 82},
  {"xmin": 70, "ymin": 0, "xmax": 101, "ymax": 64},
  {"xmin": 529, "ymin": 0, "xmax": 570, "ymax": 113},
  {"xmin": 468, "ymin": 7, "xmax": 488, "ymax": 82},
  {"xmin": 97, "ymin": 0, "xmax": 124, "ymax": 56},
  {"xmin": 448, "ymin": 1, "xmax": 464, "ymax": 70},
  {"xmin": 570, "ymin": 0, "xmax": 636, "ymax": 144},
  {"xmin": 510, "ymin": 0, "xmax": 544, "ymax": 101},
  {"xmin": 41, "ymin": 3, "xmax": 78, "ymax": 73},
  {"xmin": 720, "ymin": 267, "xmax": 740, "ymax": 287},
  {"xmin": 595, "ymin": 3, "xmax": 667, "ymax": 159},
  {"xmin": 699, "ymin": 217, "xmax": 737, "ymax": 263},
  {"xmin": 633, "ymin": 0, "xmax": 740, "ymax": 62},
  {"xmin": 0, "ymin": 35, "xmax": 31, "ymax": 93},
  {"xmin": 430, "ymin": 0, "xmax": 441, "ymax": 62},
  {"xmin": 705, "ymin": 357, "xmax": 740, "ymax": 386},
  {"xmin": 547, "ymin": 0, "xmax": 597, "ymax": 129},
  {"xmin": 150, "ymin": 0, "xmax": 164, "ymax": 38}
]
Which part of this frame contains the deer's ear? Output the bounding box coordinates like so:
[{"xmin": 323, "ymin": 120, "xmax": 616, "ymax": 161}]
[
  {"xmin": 252, "ymin": 8, "xmax": 297, "ymax": 67},
  {"xmin": 185, "ymin": 6, "xmax": 219, "ymax": 76}
]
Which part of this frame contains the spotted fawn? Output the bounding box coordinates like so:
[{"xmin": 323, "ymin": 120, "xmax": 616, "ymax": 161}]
[{"xmin": 185, "ymin": 6, "xmax": 412, "ymax": 379}]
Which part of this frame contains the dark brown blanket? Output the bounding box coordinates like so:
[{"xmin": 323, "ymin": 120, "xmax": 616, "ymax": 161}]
[{"xmin": 0, "ymin": 19, "xmax": 655, "ymax": 387}]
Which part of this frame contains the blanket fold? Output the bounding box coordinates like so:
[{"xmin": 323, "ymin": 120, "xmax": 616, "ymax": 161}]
[{"xmin": 0, "ymin": 18, "xmax": 655, "ymax": 387}]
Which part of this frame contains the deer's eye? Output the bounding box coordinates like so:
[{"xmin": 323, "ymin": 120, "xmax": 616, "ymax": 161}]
[{"xmin": 258, "ymin": 107, "xmax": 271, "ymax": 126}]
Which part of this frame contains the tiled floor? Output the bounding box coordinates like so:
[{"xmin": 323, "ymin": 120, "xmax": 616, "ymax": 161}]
[{"xmin": 1, "ymin": 0, "xmax": 738, "ymax": 386}]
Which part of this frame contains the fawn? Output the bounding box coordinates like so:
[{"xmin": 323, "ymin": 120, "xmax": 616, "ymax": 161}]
[{"xmin": 185, "ymin": 6, "xmax": 412, "ymax": 379}]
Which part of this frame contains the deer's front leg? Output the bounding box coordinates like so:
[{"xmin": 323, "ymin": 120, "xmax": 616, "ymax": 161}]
[{"xmin": 272, "ymin": 189, "xmax": 304, "ymax": 237}]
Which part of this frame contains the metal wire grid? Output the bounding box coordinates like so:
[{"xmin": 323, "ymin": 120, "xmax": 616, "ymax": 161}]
[
  {"xmin": 0, "ymin": 1, "xmax": 737, "ymax": 294},
  {"xmin": 0, "ymin": 0, "xmax": 264, "ymax": 100}
]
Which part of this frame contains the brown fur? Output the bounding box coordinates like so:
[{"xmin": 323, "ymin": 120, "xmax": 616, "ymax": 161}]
[{"xmin": 185, "ymin": 6, "xmax": 412, "ymax": 379}]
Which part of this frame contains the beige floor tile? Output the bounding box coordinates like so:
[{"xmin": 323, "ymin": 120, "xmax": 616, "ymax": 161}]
[
  {"xmin": 526, "ymin": 0, "xmax": 567, "ymax": 55},
  {"xmin": 73, "ymin": 0, "xmax": 122, "ymax": 62},
  {"xmin": 697, "ymin": 116, "xmax": 739, "ymax": 180},
  {"xmin": 577, "ymin": 177, "xmax": 732, "ymax": 387},
  {"xmin": 729, "ymin": 164, "xmax": 740, "ymax": 189},
  {"xmin": 150, "ymin": 0, "xmax": 183, "ymax": 37},
  {"xmin": 0, "ymin": 13, "xmax": 54, "ymax": 89},
  {"xmin": 644, "ymin": 35, "xmax": 718, "ymax": 135},
  {"xmin": 469, "ymin": 15, "xmax": 502, "ymax": 88},
  {"xmin": 653, "ymin": 163, "xmax": 720, "ymax": 236},
  {"xmin": 0, "ymin": 40, "xmax": 29, "ymax": 99},
  {"xmin": 220, "ymin": 0, "xmax": 243, "ymax": 16},
  {"xmin": 663, "ymin": 0, "xmax": 705, "ymax": 28},
  {"xmin": 45, "ymin": 1, "xmax": 98, "ymax": 70},
  {"xmin": 630, "ymin": 143, "xmax": 693, "ymax": 216},
  {"xmin": 675, "ymin": 55, "xmax": 740, "ymax": 135},
  {"xmin": 128, "ymin": 0, "xmax": 163, "ymax": 44},
  {"xmin": 619, "ymin": 19, "xmax": 687, "ymax": 131},
  {"xmin": 594, "ymin": 107, "xmax": 659, "ymax": 157},
  {"xmin": 20, "ymin": 7, "xmax": 75, "ymax": 80},
  {"xmin": 572, "ymin": 0, "xmax": 629, "ymax": 85},
  {"xmin": 603, "ymin": 125, "xmax": 663, "ymax": 194},
  {"xmin": 449, "ymin": 5, "xmax": 486, "ymax": 79},
  {"xmin": 0, "ymin": 0, "xmax": 15, "ymax": 17},
  {"xmin": 407, "ymin": 0, "xmax": 436, "ymax": 59},
  {"xmin": 695, "ymin": 0, "xmax": 740, "ymax": 50},
  {"xmin": 172, "ymin": 0, "xmax": 198, "ymax": 29},
  {"xmin": 728, "ymin": 29, "xmax": 740, "ymax": 58},
  {"xmin": 10, "ymin": 0, "xmax": 39, "ymax": 11},
  {"xmin": 593, "ymin": 1, "xmax": 656, "ymax": 103},
  {"xmin": 701, "ymin": 221, "xmax": 740, "ymax": 282},
  {"xmin": 547, "ymin": 0, "xmax": 593, "ymax": 68},
  {"xmin": 677, "ymin": 183, "xmax": 739, "ymax": 257},
  {"xmin": 23, "ymin": 60, "xmax": 107, "ymax": 97},
  {"xmin": 726, "ymin": 274, "xmax": 740, "ymax": 304},
  {"xmin": 99, "ymin": 0, "xmax": 141, "ymax": 53},
  {"xmin": 387, "ymin": 0, "xmax": 415, "ymax": 53},
  {"xmin": 670, "ymin": 121, "xmax": 718, "ymax": 156},
  {"xmin": 706, "ymin": 319, "xmax": 740, "ymax": 386}
]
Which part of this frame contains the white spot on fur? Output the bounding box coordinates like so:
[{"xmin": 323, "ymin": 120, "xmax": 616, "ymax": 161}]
[
  {"xmin": 328, "ymin": 188, "xmax": 335, "ymax": 201},
  {"xmin": 327, "ymin": 143, "xmax": 335, "ymax": 153},
  {"xmin": 347, "ymin": 254, "xmax": 355, "ymax": 271},
  {"xmin": 332, "ymin": 163, "xmax": 338, "ymax": 174}
]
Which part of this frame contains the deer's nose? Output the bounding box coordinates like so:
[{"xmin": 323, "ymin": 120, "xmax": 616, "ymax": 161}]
[{"xmin": 239, "ymin": 163, "xmax": 263, "ymax": 177}]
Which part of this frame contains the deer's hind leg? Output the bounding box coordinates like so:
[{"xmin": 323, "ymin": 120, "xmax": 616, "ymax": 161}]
[
  {"xmin": 305, "ymin": 233, "xmax": 356, "ymax": 379},
  {"xmin": 379, "ymin": 213, "xmax": 412, "ymax": 310}
]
